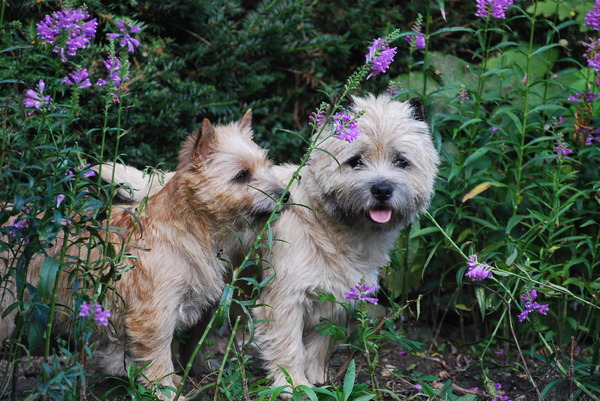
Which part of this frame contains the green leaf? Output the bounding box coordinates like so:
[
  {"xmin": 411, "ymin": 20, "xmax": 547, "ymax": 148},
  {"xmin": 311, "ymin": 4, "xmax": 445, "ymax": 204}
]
[
  {"xmin": 214, "ymin": 284, "xmax": 235, "ymax": 329},
  {"xmin": 343, "ymin": 359, "xmax": 356, "ymax": 401},
  {"xmin": 38, "ymin": 257, "xmax": 60, "ymax": 302},
  {"xmin": 475, "ymin": 287, "xmax": 487, "ymax": 320}
]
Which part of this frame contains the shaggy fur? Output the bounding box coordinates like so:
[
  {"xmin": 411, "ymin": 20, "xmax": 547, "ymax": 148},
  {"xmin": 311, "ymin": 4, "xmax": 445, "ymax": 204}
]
[
  {"xmin": 254, "ymin": 95, "xmax": 439, "ymax": 389},
  {"xmin": 83, "ymin": 94, "xmax": 440, "ymax": 392},
  {"xmin": 0, "ymin": 111, "xmax": 286, "ymax": 398}
]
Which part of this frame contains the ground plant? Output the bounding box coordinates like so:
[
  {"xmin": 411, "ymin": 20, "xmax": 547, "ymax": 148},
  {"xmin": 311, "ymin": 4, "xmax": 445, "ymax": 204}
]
[{"xmin": 0, "ymin": 0, "xmax": 599, "ymax": 400}]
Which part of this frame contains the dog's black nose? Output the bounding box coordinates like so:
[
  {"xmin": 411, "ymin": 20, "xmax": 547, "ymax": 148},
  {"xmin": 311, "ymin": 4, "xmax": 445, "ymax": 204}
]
[
  {"xmin": 371, "ymin": 183, "xmax": 393, "ymax": 201},
  {"xmin": 276, "ymin": 190, "xmax": 290, "ymax": 203}
]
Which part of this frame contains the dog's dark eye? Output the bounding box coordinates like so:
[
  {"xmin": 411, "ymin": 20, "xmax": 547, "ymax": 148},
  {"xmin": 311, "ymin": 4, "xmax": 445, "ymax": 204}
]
[
  {"xmin": 347, "ymin": 156, "xmax": 364, "ymax": 169},
  {"xmin": 393, "ymin": 157, "xmax": 409, "ymax": 168},
  {"xmin": 234, "ymin": 169, "xmax": 251, "ymax": 183}
]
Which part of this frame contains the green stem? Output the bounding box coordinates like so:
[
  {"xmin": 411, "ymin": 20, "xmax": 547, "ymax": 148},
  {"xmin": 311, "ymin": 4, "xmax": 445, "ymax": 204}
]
[
  {"xmin": 422, "ymin": 1, "xmax": 431, "ymax": 100},
  {"xmin": 212, "ymin": 316, "xmax": 242, "ymax": 401},
  {"xmin": 511, "ymin": 2, "xmax": 538, "ymax": 218}
]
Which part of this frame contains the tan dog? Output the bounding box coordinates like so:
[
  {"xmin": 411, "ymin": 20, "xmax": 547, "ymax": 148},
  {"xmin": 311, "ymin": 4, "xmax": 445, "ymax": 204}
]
[
  {"xmin": 0, "ymin": 110, "xmax": 287, "ymax": 397},
  {"xmin": 254, "ymin": 94, "xmax": 439, "ymax": 390},
  {"xmin": 86, "ymin": 94, "xmax": 440, "ymax": 392}
]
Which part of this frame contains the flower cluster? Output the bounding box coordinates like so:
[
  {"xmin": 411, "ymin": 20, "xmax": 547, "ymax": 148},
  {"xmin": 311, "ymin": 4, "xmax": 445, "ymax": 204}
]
[
  {"xmin": 63, "ymin": 68, "xmax": 92, "ymax": 89},
  {"xmin": 107, "ymin": 21, "xmax": 141, "ymax": 53},
  {"xmin": 365, "ymin": 38, "xmax": 397, "ymax": 79},
  {"xmin": 457, "ymin": 87, "xmax": 470, "ymax": 104},
  {"xmin": 492, "ymin": 382, "xmax": 512, "ymax": 401},
  {"xmin": 517, "ymin": 289, "xmax": 549, "ymax": 322},
  {"xmin": 475, "ymin": 0, "xmax": 515, "ymax": 20},
  {"xmin": 567, "ymin": 90, "xmax": 598, "ymax": 103},
  {"xmin": 36, "ymin": 9, "xmax": 98, "ymax": 62},
  {"xmin": 582, "ymin": 38, "xmax": 600, "ymax": 72},
  {"xmin": 25, "ymin": 9, "xmax": 141, "ymax": 113},
  {"xmin": 332, "ymin": 112, "xmax": 362, "ymax": 143},
  {"xmin": 97, "ymin": 56, "xmax": 129, "ymax": 87},
  {"xmin": 386, "ymin": 81, "xmax": 400, "ymax": 98},
  {"xmin": 24, "ymin": 80, "xmax": 53, "ymax": 114},
  {"xmin": 66, "ymin": 163, "xmax": 97, "ymax": 181},
  {"xmin": 465, "ymin": 255, "xmax": 492, "ymax": 281},
  {"xmin": 79, "ymin": 302, "xmax": 111, "ymax": 326},
  {"xmin": 405, "ymin": 14, "xmax": 426, "ymax": 50},
  {"xmin": 344, "ymin": 283, "xmax": 379, "ymax": 305},
  {"xmin": 585, "ymin": 0, "xmax": 600, "ymax": 31},
  {"xmin": 308, "ymin": 111, "xmax": 326, "ymax": 127},
  {"xmin": 8, "ymin": 218, "xmax": 29, "ymax": 241},
  {"xmin": 465, "ymin": 254, "xmax": 493, "ymax": 281},
  {"xmin": 585, "ymin": 129, "xmax": 600, "ymax": 146},
  {"xmin": 555, "ymin": 137, "xmax": 573, "ymax": 159}
]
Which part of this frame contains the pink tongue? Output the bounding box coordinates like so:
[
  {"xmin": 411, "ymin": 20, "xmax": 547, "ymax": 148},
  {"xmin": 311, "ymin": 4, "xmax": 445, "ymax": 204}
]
[{"xmin": 369, "ymin": 209, "xmax": 392, "ymax": 224}]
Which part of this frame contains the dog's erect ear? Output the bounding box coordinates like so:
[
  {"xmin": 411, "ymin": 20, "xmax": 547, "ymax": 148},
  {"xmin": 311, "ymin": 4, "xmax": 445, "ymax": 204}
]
[
  {"xmin": 239, "ymin": 109, "xmax": 253, "ymax": 132},
  {"xmin": 193, "ymin": 118, "xmax": 217, "ymax": 161},
  {"xmin": 408, "ymin": 97, "xmax": 427, "ymax": 122}
]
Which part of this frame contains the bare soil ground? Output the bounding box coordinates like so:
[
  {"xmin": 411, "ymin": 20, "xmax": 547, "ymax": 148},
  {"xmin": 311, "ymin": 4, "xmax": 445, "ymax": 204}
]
[{"xmin": 3, "ymin": 320, "xmax": 594, "ymax": 401}]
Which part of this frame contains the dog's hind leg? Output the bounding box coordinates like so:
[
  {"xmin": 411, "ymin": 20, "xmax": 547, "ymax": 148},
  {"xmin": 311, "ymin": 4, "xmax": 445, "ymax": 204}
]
[{"xmin": 125, "ymin": 305, "xmax": 180, "ymax": 396}]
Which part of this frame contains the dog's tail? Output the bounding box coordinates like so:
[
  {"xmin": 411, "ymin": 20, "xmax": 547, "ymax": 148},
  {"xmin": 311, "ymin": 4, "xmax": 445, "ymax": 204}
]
[{"xmin": 95, "ymin": 163, "xmax": 172, "ymax": 204}]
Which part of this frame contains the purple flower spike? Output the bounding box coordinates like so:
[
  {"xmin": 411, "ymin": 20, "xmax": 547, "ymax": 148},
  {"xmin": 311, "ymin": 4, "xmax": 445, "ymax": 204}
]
[
  {"xmin": 63, "ymin": 68, "xmax": 92, "ymax": 89},
  {"xmin": 475, "ymin": 0, "xmax": 515, "ymax": 20},
  {"xmin": 518, "ymin": 289, "xmax": 549, "ymax": 322},
  {"xmin": 332, "ymin": 112, "xmax": 362, "ymax": 143},
  {"xmin": 107, "ymin": 20, "xmax": 141, "ymax": 52},
  {"xmin": 465, "ymin": 254, "xmax": 493, "ymax": 281},
  {"xmin": 36, "ymin": 9, "xmax": 97, "ymax": 61},
  {"xmin": 366, "ymin": 38, "xmax": 397, "ymax": 79},
  {"xmin": 585, "ymin": 0, "xmax": 600, "ymax": 31},
  {"xmin": 344, "ymin": 283, "xmax": 379, "ymax": 305},
  {"xmin": 24, "ymin": 80, "xmax": 53, "ymax": 113},
  {"xmin": 79, "ymin": 301, "xmax": 92, "ymax": 317},
  {"xmin": 94, "ymin": 307, "xmax": 112, "ymax": 326}
]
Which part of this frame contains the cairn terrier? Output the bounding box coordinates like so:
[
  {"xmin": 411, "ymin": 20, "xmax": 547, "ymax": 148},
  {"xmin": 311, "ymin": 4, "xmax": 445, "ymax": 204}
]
[
  {"xmin": 253, "ymin": 94, "xmax": 439, "ymax": 389},
  {"xmin": 0, "ymin": 110, "xmax": 287, "ymax": 397},
  {"xmin": 83, "ymin": 94, "xmax": 440, "ymax": 392}
]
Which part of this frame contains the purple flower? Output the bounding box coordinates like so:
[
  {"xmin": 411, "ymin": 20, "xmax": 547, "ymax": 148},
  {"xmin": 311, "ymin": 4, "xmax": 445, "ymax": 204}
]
[
  {"xmin": 344, "ymin": 283, "xmax": 379, "ymax": 305},
  {"xmin": 492, "ymin": 382, "xmax": 512, "ymax": 401},
  {"xmin": 585, "ymin": 132, "xmax": 600, "ymax": 146},
  {"xmin": 366, "ymin": 38, "xmax": 397, "ymax": 79},
  {"xmin": 332, "ymin": 112, "xmax": 362, "ymax": 143},
  {"xmin": 457, "ymin": 87, "xmax": 470, "ymax": 104},
  {"xmin": 93, "ymin": 304, "xmax": 112, "ymax": 326},
  {"xmin": 475, "ymin": 0, "xmax": 514, "ymax": 19},
  {"xmin": 567, "ymin": 90, "xmax": 598, "ymax": 103},
  {"xmin": 585, "ymin": 0, "xmax": 600, "ymax": 31},
  {"xmin": 79, "ymin": 302, "xmax": 111, "ymax": 326},
  {"xmin": 95, "ymin": 309, "xmax": 111, "ymax": 326},
  {"xmin": 107, "ymin": 20, "xmax": 141, "ymax": 52},
  {"xmin": 465, "ymin": 254, "xmax": 493, "ymax": 281},
  {"xmin": 97, "ymin": 56, "xmax": 128, "ymax": 88},
  {"xmin": 582, "ymin": 38, "xmax": 600, "ymax": 72},
  {"xmin": 79, "ymin": 301, "xmax": 92, "ymax": 317},
  {"xmin": 308, "ymin": 111, "xmax": 326, "ymax": 127},
  {"xmin": 518, "ymin": 289, "xmax": 549, "ymax": 322},
  {"xmin": 56, "ymin": 194, "xmax": 65, "ymax": 207},
  {"xmin": 36, "ymin": 9, "xmax": 97, "ymax": 62},
  {"xmin": 24, "ymin": 80, "xmax": 52, "ymax": 113},
  {"xmin": 555, "ymin": 137, "xmax": 574, "ymax": 159},
  {"xmin": 63, "ymin": 68, "xmax": 92, "ymax": 89},
  {"xmin": 405, "ymin": 34, "xmax": 426, "ymax": 50},
  {"xmin": 386, "ymin": 82, "xmax": 400, "ymax": 98}
]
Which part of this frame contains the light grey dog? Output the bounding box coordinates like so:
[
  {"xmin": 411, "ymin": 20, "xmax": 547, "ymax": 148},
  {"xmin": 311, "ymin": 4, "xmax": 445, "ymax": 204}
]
[{"xmin": 253, "ymin": 94, "xmax": 439, "ymax": 390}]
